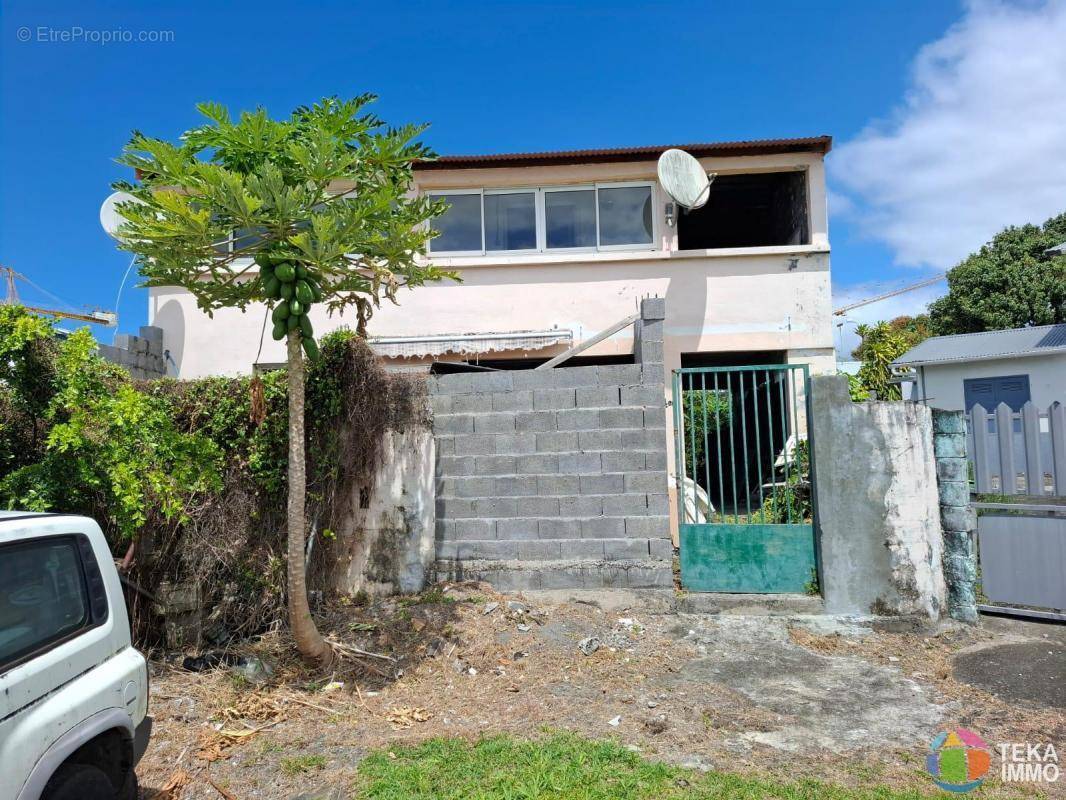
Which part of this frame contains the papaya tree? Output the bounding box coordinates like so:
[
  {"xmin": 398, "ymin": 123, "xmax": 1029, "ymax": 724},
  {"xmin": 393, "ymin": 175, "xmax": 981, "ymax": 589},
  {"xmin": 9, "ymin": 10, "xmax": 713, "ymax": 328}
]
[{"xmin": 112, "ymin": 96, "xmax": 450, "ymax": 666}]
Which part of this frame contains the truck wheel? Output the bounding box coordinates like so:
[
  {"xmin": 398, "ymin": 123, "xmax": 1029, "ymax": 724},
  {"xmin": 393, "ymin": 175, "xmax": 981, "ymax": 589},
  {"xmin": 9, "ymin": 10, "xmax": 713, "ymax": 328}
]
[{"xmin": 42, "ymin": 763, "xmax": 116, "ymax": 800}]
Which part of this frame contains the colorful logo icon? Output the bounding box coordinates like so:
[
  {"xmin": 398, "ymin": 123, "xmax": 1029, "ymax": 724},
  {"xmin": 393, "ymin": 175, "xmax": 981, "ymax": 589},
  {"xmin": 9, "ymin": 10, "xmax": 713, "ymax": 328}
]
[{"xmin": 927, "ymin": 729, "xmax": 992, "ymax": 793}]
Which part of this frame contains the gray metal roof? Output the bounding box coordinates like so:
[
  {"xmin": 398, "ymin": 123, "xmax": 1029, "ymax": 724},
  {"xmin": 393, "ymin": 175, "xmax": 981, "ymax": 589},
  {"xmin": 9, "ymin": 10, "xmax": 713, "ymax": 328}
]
[{"xmin": 893, "ymin": 323, "xmax": 1066, "ymax": 367}]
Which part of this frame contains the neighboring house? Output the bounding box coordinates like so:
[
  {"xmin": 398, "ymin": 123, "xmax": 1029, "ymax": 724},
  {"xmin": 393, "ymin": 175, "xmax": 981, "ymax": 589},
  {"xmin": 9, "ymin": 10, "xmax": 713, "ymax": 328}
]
[
  {"xmin": 893, "ymin": 324, "xmax": 1066, "ymax": 411},
  {"xmin": 151, "ymin": 135, "xmax": 836, "ymax": 379}
]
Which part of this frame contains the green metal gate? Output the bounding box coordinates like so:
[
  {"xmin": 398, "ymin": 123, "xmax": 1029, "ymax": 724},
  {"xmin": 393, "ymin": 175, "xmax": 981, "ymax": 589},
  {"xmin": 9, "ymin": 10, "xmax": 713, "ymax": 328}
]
[{"xmin": 672, "ymin": 364, "xmax": 819, "ymax": 593}]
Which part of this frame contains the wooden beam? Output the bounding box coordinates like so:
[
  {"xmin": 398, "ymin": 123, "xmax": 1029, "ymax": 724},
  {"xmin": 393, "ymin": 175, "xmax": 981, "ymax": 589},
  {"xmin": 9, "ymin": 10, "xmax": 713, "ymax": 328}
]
[{"xmin": 535, "ymin": 313, "xmax": 640, "ymax": 370}]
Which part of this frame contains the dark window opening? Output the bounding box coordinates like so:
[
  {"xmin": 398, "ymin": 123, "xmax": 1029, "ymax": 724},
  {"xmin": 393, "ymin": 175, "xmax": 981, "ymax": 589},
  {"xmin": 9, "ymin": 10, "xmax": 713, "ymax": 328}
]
[
  {"xmin": 677, "ymin": 171, "xmax": 809, "ymax": 250},
  {"xmin": 431, "ymin": 353, "xmax": 634, "ymax": 374}
]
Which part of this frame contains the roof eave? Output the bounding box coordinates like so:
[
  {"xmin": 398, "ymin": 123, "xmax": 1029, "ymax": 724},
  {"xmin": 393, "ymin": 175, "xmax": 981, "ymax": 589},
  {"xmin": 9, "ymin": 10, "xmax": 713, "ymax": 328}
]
[{"xmin": 893, "ymin": 346, "xmax": 1066, "ymax": 368}]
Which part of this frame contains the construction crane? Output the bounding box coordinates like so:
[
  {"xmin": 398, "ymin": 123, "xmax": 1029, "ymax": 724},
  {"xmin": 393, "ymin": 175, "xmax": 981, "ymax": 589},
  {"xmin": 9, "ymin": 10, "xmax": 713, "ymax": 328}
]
[
  {"xmin": 833, "ymin": 273, "xmax": 947, "ymax": 317},
  {"xmin": 2, "ymin": 265, "xmax": 117, "ymax": 327}
]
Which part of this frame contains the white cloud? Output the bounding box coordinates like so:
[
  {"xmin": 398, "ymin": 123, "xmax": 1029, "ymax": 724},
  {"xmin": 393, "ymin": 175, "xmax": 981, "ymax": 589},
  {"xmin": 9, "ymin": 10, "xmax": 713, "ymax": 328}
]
[{"xmin": 831, "ymin": 0, "xmax": 1066, "ymax": 270}]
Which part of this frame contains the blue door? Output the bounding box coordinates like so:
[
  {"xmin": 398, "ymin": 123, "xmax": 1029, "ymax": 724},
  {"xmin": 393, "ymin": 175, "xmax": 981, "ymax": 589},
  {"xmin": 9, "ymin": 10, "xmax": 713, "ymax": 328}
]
[{"xmin": 963, "ymin": 374, "xmax": 1031, "ymax": 412}]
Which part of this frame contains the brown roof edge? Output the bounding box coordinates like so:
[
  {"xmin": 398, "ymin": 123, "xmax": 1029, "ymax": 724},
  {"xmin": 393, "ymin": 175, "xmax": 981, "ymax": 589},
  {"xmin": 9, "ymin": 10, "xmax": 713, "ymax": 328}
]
[{"xmin": 414, "ymin": 135, "xmax": 832, "ymax": 171}]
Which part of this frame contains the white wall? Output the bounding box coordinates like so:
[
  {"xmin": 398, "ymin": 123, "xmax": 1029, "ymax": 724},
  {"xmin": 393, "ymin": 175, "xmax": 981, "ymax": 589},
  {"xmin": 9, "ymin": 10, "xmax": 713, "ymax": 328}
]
[{"xmin": 919, "ymin": 353, "xmax": 1066, "ymax": 411}]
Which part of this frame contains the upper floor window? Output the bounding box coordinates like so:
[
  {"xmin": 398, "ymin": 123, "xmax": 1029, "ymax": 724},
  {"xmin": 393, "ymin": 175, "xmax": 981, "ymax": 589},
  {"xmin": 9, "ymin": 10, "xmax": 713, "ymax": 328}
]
[
  {"xmin": 677, "ymin": 171, "xmax": 809, "ymax": 250},
  {"xmin": 427, "ymin": 182, "xmax": 654, "ymax": 256}
]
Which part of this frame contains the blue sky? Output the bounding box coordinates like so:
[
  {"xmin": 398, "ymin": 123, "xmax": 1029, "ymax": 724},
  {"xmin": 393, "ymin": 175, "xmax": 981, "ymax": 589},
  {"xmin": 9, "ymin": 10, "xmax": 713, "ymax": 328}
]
[{"xmin": 2, "ymin": 1, "xmax": 1064, "ymax": 353}]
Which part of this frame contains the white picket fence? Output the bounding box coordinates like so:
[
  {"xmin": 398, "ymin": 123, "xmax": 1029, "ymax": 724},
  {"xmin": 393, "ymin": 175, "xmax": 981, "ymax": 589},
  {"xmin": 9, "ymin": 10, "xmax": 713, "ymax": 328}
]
[{"xmin": 965, "ymin": 402, "xmax": 1066, "ymax": 496}]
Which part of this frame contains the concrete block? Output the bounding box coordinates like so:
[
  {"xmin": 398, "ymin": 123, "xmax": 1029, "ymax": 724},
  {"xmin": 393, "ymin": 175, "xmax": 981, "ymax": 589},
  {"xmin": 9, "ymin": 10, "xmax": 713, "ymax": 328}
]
[
  {"xmin": 568, "ymin": 539, "xmax": 607, "ymax": 560},
  {"xmin": 497, "ymin": 518, "xmax": 540, "ymax": 540},
  {"xmin": 517, "ymin": 453, "xmax": 559, "ymax": 474},
  {"xmin": 639, "ymin": 340, "xmax": 664, "ymax": 364},
  {"xmin": 643, "ymin": 405, "xmax": 667, "ymax": 429},
  {"xmin": 437, "ymin": 456, "xmax": 477, "ymax": 476},
  {"xmin": 642, "ymin": 364, "xmax": 665, "ymax": 384},
  {"xmin": 539, "ymin": 567, "xmax": 584, "ymax": 590},
  {"xmin": 941, "ymin": 504, "xmax": 975, "ymax": 532},
  {"xmin": 437, "ymin": 497, "xmax": 474, "ymax": 518},
  {"xmin": 512, "ymin": 370, "xmax": 556, "ymax": 390},
  {"xmin": 451, "ymin": 393, "xmax": 493, "ymax": 414},
  {"xmin": 578, "ymin": 430, "xmax": 622, "ymax": 451},
  {"xmin": 457, "ymin": 540, "xmax": 519, "ymax": 560},
  {"xmin": 496, "ymin": 476, "xmax": 539, "ymax": 497},
  {"xmin": 453, "ymin": 434, "xmax": 496, "ymax": 457},
  {"xmin": 556, "ymin": 409, "xmax": 601, "ymax": 431},
  {"xmin": 627, "ymin": 566, "xmax": 673, "ymax": 589},
  {"xmin": 624, "ymin": 472, "xmax": 668, "ymax": 493},
  {"xmin": 435, "ymin": 437, "xmax": 455, "ymax": 457},
  {"xmin": 649, "ymin": 538, "xmax": 675, "ymax": 559},
  {"xmin": 576, "ymin": 386, "xmax": 621, "ymax": 408},
  {"xmin": 599, "ymin": 407, "xmax": 644, "ymax": 429},
  {"xmin": 429, "ymin": 394, "xmax": 452, "ymax": 415},
  {"xmin": 475, "ymin": 455, "xmax": 516, "ymax": 475},
  {"xmin": 625, "ymin": 516, "xmax": 670, "ymax": 538},
  {"xmin": 452, "ymin": 476, "xmax": 496, "ymax": 498},
  {"xmin": 639, "ymin": 319, "xmax": 664, "ymax": 342},
  {"xmin": 435, "ymin": 519, "xmax": 454, "ymax": 540},
  {"xmin": 472, "ymin": 497, "xmax": 517, "ymax": 518},
  {"xmin": 585, "ymin": 564, "xmax": 628, "ymax": 589},
  {"xmin": 518, "ymin": 540, "xmax": 562, "ymax": 560},
  {"xmin": 464, "ymin": 372, "xmax": 514, "ymax": 393},
  {"xmin": 622, "ymin": 428, "xmax": 666, "ymax": 450},
  {"xmin": 605, "ymin": 539, "xmax": 651, "ymax": 560},
  {"xmin": 933, "ymin": 433, "xmax": 967, "ymax": 459},
  {"xmin": 644, "ymin": 451, "xmax": 667, "ymax": 471},
  {"xmin": 640, "ymin": 297, "xmax": 666, "ymax": 321},
  {"xmin": 536, "ymin": 431, "xmax": 580, "ymax": 452},
  {"xmin": 936, "ymin": 457, "xmax": 969, "ymax": 483},
  {"xmin": 533, "ymin": 388, "xmax": 577, "ymax": 410},
  {"xmin": 451, "ymin": 519, "xmax": 497, "ymax": 540},
  {"xmin": 580, "ymin": 474, "xmax": 624, "ymax": 495},
  {"xmin": 539, "ymin": 518, "xmax": 582, "ymax": 539},
  {"xmin": 558, "ymin": 452, "xmax": 601, "ymax": 474},
  {"xmin": 538, "ymin": 474, "xmax": 580, "ymax": 495},
  {"xmin": 139, "ymin": 325, "xmax": 164, "ymax": 345},
  {"xmin": 581, "ymin": 516, "xmax": 624, "ymax": 538},
  {"xmin": 932, "ymin": 410, "xmax": 966, "ymax": 435},
  {"xmin": 601, "ymin": 451, "xmax": 646, "ymax": 472},
  {"xmin": 516, "ymin": 496, "xmax": 560, "ymax": 517},
  {"xmin": 495, "ymin": 433, "xmax": 537, "ymax": 455},
  {"xmin": 938, "ymin": 480, "xmax": 970, "ymax": 508},
  {"xmin": 646, "ymin": 493, "xmax": 670, "ymax": 515},
  {"xmin": 516, "ymin": 411, "xmax": 555, "ymax": 432},
  {"xmin": 597, "ymin": 364, "xmax": 641, "ymax": 386},
  {"xmin": 551, "ymin": 366, "xmax": 601, "ymax": 388},
  {"xmin": 474, "ymin": 413, "xmax": 516, "ymax": 434},
  {"xmin": 492, "ymin": 390, "xmax": 534, "ymax": 412},
  {"xmin": 560, "ymin": 495, "xmax": 603, "ymax": 517},
  {"xmin": 620, "ymin": 385, "xmax": 663, "ymax": 407},
  {"xmin": 435, "ymin": 540, "xmax": 458, "ymax": 560},
  {"xmin": 603, "ymin": 494, "xmax": 649, "ymax": 516}
]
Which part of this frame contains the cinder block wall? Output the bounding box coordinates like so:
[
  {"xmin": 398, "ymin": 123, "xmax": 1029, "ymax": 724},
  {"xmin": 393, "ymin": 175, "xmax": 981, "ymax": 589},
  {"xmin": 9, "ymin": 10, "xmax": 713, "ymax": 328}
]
[
  {"xmin": 428, "ymin": 298, "xmax": 673, "ymax": 590},
  {"xmin": 98, "ymin": 325, "xmax": 168, "ymax": 380}
]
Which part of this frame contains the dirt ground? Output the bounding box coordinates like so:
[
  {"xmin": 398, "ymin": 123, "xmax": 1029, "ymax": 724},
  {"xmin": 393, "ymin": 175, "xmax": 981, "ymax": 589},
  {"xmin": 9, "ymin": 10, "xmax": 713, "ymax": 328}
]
[{"xmin": 138, "ymin": 584, "xmax": 1066, "ymax": 799}]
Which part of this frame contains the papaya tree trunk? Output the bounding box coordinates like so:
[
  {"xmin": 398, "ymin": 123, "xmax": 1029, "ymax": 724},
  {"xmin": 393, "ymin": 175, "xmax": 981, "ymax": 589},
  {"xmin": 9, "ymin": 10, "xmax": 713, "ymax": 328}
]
[{"xmin": 286, "ymin": 330, "xmax": 333, "ymax": 668}]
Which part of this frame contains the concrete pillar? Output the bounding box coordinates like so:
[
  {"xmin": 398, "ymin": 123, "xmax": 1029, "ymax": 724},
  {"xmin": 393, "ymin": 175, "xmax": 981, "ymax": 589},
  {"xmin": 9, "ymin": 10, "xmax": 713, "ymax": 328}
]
[{"xmin": 932, "ymin": 409, "xmax": 979, "ymax": 624}]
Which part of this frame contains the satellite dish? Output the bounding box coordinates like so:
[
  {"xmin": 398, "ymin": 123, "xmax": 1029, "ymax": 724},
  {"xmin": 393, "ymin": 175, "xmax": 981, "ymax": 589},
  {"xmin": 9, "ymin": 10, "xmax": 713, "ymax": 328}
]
[
  {"xmin": 657, "ymin": 149, "xmax": 714, "ymax": 210},
  {"xmin": 99, "ymin": 191, "xmax": 140, "ymax": 239}
]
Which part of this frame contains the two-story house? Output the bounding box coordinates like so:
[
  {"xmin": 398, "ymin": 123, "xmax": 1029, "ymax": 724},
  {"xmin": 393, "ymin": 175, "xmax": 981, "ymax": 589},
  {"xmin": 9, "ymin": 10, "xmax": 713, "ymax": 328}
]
[{"xmin": 151, "ymin": 135, "xmax": 835, "ymax": 378}]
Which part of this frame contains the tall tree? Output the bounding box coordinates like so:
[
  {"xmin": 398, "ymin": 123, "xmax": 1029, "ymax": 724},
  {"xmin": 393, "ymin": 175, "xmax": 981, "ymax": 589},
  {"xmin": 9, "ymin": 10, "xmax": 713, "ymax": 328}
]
[
  {"xmin": 851, "ymin": 315, "xmax": 931, "ymax": 401},
  {"xmin": 928, "ymin": 211, "xmax": 1066, "ymax": 335},
  {"xmin": 113, "ymin": 97, "xmax": 451, "ymax": 666}
]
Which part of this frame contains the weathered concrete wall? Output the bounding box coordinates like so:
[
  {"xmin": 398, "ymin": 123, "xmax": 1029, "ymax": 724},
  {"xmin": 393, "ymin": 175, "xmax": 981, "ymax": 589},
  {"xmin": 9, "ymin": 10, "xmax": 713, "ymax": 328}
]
[
  {"xmin": 811, "ymin": 376, "xmax": 946, "ymax": 618},
  {"xmin": 932, "ymin": 410, "xmax": 979, "ymax": 623},
  {"xmin": 428, "ymin": 298, "xmax": 672, "ymax": 590},
  {"xmin": 329, "ymin": 427, "xmax": 436, "ymax": 596},
  {"xmin": 98, "ymin": 325, "xmax": 168, "ymax": 379}
]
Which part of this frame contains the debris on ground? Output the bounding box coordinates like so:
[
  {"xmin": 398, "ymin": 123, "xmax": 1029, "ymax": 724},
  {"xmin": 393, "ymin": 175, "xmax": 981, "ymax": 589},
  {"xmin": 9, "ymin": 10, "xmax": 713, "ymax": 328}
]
[
  {"xmin": 387, "ymin": 706, "xmax": 432, "ymax": 729},
  {"xmin": 578, "ymin": 636, "xmax": 601, "ymax": 656}
]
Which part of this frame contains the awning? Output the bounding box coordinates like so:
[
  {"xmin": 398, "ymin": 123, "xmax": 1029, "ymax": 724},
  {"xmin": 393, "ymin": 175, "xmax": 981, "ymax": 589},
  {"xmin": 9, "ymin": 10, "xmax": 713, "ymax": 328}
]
[{"xmin": 369, "ymin": 329, "xmax": 573, "ymax": 359}]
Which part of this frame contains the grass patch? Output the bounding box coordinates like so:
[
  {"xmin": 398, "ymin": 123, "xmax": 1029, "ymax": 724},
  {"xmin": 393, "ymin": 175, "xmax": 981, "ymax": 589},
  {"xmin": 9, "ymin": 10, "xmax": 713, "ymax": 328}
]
[
  {"xmin": 355, "ymin": 732, "xmax": 937, "ymax": 799},
  {"xmin": 280, "ymin": 753, "xmax": 326, "ymax": 776}
]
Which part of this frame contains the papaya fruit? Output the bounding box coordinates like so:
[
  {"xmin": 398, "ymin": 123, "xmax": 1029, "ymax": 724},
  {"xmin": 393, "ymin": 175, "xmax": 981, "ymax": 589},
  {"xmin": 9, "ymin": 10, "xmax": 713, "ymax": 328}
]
[
  {"xmin": 274, "ymin": 262, "xmax": 296, "ymax": 283},
  {"xmin": 295, "ymin": 280, "xmax": 313, "ymax": 305},
  {"xmin": 271, "ymin": 321, "xmax": 286, "ymax": 341},
  {"xmin": 280, "ymin": 281, "xmax": 294, "ymax": 300},
  {"xmin": 254, "ymin": 252, "xmax": 273, "ymax": 269},
  {"xmin": 299, "ymin": 315, "xmax": 313, "ymax": 339},
  {"xmin": 286, "ymin": 315, "xmax": 300, "ymax": 332},
  {"xmin": 295, "ymin": 263, "xmax": 308, "ymax": 280},
  {"xmin": 307, "ymin": 280, "xmax": 323, "ymax": 303},
  {"xmin": 302, "ymin": 337, "xmax": 320, "ymax": 361},
  {"xmin": 289, "ymin": 298, "xmax": 303, "ymax": 317},
  {"xmin": 271, "ymin": 303, "xmax": 289, "ymax": 324},
  {"xmin": 263, "ymin": 276, "xmax": 280, "ymax": 298}
]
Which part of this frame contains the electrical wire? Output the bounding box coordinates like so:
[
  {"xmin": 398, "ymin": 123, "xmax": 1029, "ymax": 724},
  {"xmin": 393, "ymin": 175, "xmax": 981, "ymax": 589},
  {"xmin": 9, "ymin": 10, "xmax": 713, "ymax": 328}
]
[{"xmin": 112, "ymin": 256, "xmax": 138, "ymax": 343}]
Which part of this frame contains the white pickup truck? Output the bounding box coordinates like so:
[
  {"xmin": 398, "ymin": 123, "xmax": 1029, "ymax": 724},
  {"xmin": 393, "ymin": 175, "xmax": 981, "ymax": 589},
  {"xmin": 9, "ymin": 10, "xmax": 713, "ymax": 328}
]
[{"xmin": 0, "ymin": 513, "xmax": 151, "ymax": 800}]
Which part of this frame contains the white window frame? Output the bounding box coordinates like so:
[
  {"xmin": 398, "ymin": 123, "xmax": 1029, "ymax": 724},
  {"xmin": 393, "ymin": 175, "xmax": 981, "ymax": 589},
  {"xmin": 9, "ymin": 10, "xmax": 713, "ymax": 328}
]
[
  {"xmin": 483, "ymin": 187, "xmax": 540, "ymax": 255},
  {"xmin": 427, "ymin": 188, "xmax": 485, "ymax": 256},
  {"xmin": 425, "ymin": 181, "xmax": 658, "ymax": 257}
]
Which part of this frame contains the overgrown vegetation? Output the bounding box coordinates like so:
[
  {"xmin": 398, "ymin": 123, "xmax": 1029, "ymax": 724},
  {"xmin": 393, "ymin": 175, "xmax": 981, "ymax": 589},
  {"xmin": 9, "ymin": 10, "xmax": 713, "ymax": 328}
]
[
  {"xmin": 851, "ymin": 315, "xmax": 932, "ymax": 401},
  {"xmin": 355, "ymin": 732, "xmax": 939, "ymax": 799},
  {"xmin": 750, "ymin": 438, "xmax": 812, "ymax": 524},
  {"xmin": 0, "ymin": 307, "xmax": 426, "ymax": 646}
]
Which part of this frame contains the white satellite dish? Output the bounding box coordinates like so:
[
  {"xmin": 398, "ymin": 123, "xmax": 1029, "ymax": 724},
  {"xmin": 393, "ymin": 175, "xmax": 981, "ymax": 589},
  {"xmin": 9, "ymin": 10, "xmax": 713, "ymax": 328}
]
[
  {"xmin": 657, "ymin": 149, "xmax": 714, "ymax": 210},
  {"xmin": 99, "ymin": 191, "xmax": 140, "ymax": 239}
]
